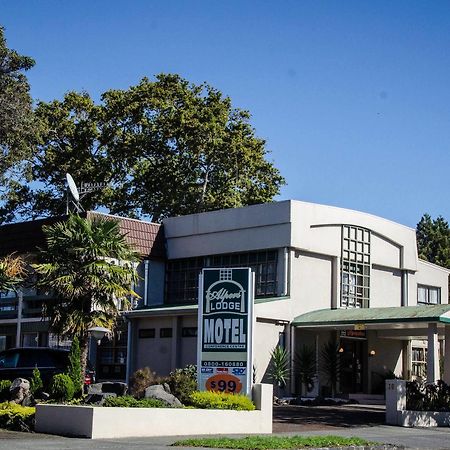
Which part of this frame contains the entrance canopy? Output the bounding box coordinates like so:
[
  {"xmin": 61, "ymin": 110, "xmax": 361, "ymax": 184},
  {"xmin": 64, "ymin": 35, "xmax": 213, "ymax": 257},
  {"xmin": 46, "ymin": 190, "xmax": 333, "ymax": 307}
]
[{"xmin": 292, "ymin": 304, "xmax": 450, "ymax": 330}]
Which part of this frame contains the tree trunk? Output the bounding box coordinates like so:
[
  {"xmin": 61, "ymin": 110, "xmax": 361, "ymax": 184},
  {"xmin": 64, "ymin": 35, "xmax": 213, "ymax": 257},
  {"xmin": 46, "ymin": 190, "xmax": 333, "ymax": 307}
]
[{"xmin": 80, "ymin": 333, "xmax": 90, "ymax": 389}]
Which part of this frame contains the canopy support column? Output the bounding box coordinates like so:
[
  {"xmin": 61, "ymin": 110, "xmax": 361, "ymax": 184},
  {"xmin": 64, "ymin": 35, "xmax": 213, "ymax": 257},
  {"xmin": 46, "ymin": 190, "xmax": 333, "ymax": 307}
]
[
  {"xmin": 444, "ymin": 326, "xmax": 450, "ymax": 385},
  {"xmin": 427, "ymin": 323, "xmax": 440, "ymax": 383}
]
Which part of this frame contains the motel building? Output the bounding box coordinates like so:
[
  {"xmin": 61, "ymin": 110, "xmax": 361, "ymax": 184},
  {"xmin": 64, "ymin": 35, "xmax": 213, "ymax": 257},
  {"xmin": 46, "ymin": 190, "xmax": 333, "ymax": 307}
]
[
  {"xmin": 0, "ymin": 200, "xmax": 449, "ymax": 398},
  {"xmin": 125, "ymin": 200, "xmax": 449, "ymax": 398}
]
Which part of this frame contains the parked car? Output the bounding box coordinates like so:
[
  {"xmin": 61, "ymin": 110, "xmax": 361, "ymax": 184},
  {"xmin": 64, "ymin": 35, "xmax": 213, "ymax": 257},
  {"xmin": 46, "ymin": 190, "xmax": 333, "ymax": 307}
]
[{"xmin": 0, "ymin": 347, "xmax": 95, "ymax": 387}]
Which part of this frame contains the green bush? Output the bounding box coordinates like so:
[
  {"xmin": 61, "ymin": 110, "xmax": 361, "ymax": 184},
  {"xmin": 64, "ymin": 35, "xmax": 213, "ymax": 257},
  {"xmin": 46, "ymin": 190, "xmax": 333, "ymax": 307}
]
[
  {"xmin": 30, "ymin": 367, "xmax": 43, "ymax": 395},
  {"xmin": 0, "ymin": 379, "xmax": 11, "ymax": 401},
  {"xmin": 50, "ymin": 373, "xmax": 75, "ymax": 402},
  {"xmin": 189, "ymin": 391, "xmax": 255, "ymax": 411},
  {"xmin": 66, "ymin": 337, "xmax": 83, "ymax": 396},
  {"xmin": 169, "ymin": 365, "xmax": 197, "ymax": 405},
  {"xmin": 102, "ymin": 395, "xmax": 168, "ymax": 408},
  {"xmin": 0, "ymin": 402, "xmax": 35, "ymax": 431}
]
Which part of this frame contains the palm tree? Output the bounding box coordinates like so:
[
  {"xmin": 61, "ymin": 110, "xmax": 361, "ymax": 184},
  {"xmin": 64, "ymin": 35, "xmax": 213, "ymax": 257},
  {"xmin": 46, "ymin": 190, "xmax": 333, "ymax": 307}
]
[
  {"xmin": 0, "ymin": 254, "xmax": 25, "ymax": 292},
  {"xmin": 33, "ymin": 214, "xmax": 140, "ymax": 382}
]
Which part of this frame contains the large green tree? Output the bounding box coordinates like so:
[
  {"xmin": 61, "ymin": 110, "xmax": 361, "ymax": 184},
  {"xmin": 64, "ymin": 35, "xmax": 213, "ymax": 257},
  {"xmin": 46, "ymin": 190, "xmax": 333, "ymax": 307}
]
[
  {"xmin": 33, "ymin": 214, "xmax": 140, "ymax": 375},
  {"xmin": 416, "ymin": 214, "xmax": 449, "ymax": 269},
  {"xmin": 6, "ymin": 74, "xmax": 284, "ymax": 222},
  {"xmin": 0, "ymin": 27, "xmax": 38, "ymax": 223}
]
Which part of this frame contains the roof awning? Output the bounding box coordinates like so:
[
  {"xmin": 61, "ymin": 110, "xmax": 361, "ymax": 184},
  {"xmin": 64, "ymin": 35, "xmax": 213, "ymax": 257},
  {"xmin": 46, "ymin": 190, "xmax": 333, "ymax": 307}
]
[{"xmin": 293, "ymin": 304, "xmax": 450, "ymax": 329}]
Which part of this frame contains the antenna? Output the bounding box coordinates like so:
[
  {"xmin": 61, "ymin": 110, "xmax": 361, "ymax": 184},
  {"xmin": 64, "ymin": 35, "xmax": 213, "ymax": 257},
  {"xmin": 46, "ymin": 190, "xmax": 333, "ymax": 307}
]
[{"xmin": 66, "ymin": 173, "xmax": 83, "ymax": 214}]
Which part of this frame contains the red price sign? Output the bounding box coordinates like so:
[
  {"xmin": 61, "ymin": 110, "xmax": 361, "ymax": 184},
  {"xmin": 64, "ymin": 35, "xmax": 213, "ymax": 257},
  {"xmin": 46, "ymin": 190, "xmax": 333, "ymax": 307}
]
[{"xmin": 205, "ymin": 374, "xmax": 242, "ymax": 393}]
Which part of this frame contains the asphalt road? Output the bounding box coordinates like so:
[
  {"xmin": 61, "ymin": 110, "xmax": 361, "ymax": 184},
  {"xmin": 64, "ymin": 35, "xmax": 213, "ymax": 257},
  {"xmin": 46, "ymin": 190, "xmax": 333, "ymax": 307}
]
[{"xmin": 0, "ymin": 405, "xmax": 449, "ymax": 449}]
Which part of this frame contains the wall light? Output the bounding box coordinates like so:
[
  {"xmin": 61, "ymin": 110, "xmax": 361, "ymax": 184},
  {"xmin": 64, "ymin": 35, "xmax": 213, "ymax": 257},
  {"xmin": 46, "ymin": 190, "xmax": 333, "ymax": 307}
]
[
  {"xmin": 369, "ymin": 349, "xmax": 376, "ymax": 357},
  {"xmin": 338, "ymin": 347, "xmax": 344, "ymax": 353}
]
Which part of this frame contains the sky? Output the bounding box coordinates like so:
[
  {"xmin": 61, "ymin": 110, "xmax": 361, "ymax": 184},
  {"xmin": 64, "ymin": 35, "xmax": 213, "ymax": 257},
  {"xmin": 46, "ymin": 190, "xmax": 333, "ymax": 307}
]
[{"xmin": 2, "ymin": 0, "xmax": 450, "ymax": 228}]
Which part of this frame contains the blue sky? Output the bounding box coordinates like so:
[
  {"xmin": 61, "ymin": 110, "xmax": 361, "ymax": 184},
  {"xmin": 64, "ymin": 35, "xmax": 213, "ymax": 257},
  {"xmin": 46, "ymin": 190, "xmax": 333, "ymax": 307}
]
[{"xmin": 2, "ymin": 0, "xmax": 449, "ymax": 227}]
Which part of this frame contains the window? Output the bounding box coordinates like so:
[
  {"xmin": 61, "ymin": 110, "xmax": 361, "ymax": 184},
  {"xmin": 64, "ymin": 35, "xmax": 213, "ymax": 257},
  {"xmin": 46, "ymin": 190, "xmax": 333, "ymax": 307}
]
[
  {"xmin": 412, "ymin": 346, "xmax": 427, "ymax": 378},
  {"xmin": 160, "ymin": 328, "xmax": 173, "ymax": 338},
  {"xmin": 182, "ymin": 327, "xmax": 197, "ymax": 337},
  {"xmin": 165, "ymin": 250, "xmax": 278, "ymax": 305},
  {"xmin": 138, "ymin": 328, "xmax": 155, "ymax": 339},
  {"xmin": 418, "ymin": 285, "xmax": 441, "ymax": 305},
  {"xmin": 22, "ymin": 332, "xmax": 39, "ymax": 348},
  {"xmin": 341, "ymin": 225, "xmax": 371, "ymax": 308}
]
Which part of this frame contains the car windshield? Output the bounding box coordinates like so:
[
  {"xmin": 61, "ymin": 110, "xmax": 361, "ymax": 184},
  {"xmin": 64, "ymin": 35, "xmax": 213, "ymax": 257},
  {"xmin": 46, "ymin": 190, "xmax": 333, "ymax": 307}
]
[{"xmin": 0, "ymin": 352, "xmax": 19, "ymax": 368}]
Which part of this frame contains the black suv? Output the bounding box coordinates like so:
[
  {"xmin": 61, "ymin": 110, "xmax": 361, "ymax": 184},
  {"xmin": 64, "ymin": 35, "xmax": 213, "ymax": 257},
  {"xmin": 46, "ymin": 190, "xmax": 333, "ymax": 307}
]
[{"xmin": 0, "ymin": 347, "xmax": 95, "ymax": 387}]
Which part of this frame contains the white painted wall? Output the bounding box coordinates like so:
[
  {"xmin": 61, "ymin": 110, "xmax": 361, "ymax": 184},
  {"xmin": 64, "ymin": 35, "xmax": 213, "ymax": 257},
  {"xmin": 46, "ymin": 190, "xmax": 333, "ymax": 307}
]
[
  {"xmin": 415, "ymin": 260, "xmax": 449, "ymax": 304},
  {"xmin": 289, "ymin": 250, "xmax": 333, "ymax": 315},
  {"xmin": 253, "ymin": 321, "xmax": 286, "ymax": 383},
  {"xmin": 370, "ymin": 266, "xmax": 402, "ymax": 308}
]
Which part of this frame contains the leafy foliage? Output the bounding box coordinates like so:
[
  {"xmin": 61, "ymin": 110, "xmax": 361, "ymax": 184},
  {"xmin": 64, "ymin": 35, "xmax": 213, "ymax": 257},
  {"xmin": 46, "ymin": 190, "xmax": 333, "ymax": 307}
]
[
  {"xmin": 3, "ymin": 74, "xmax": 284, "ymax": 222},
  {"xmin": 33, "ymin": 213, "xmax": 140, "ymax": 377},
  {"xmin": 0, "ymin": 379, "xmax": 11, "ymax": 401},
  {"xmin": 168, "ymin": 364, "xmax": 197, "ymax": 405},
  {"xmin": 0, "ymin": 254, "xmax": 25, "ymax": 292},
  {"xmin": 30, "ymin": 367, "xmax": 43, "ymax": 395},
  {"xmin": 102, "ymin": 395, "xmax": 168, "ymax": 408},
  {"xmin": 130, "ymin": 367, "xmax": 162, "ymax": 399},
  {"xmin": 189, "ymin": 391, "xmax": 255, "ymax": 411},
  {"xmin": 0, "ymin": 27, "xmax": 38, "ymax": 224},
  {"xmin": 0, "ymin": 402, "xmax": 35, "ymax": 432},
  {"xmin": 173, "ymin": 435, "xmax": 371, "ymax": 449},
  {"xmin": 320, "ymin": 340, "xmax": 341, "ymax": 397},
  {"xmin": 269, "ymin": 345, "xmax": 290, "ymax": 389},
  {"xmin": 294, "ymin": 345, "xmax": 316, "ymax": 393},
  {"xmin": 50, "ymin": 373, "xmax": 75, "ymax": 402},
  {"xmin": 416, "ymin": 214, "xmax": 449, "ymax": 269},
  {"xmin": 66, "ymin": 336, "xmax": 83, "ymax": 396},
  {"xmin": 406, "ymin": 379, "xmax": 450, "ymax": 411}
]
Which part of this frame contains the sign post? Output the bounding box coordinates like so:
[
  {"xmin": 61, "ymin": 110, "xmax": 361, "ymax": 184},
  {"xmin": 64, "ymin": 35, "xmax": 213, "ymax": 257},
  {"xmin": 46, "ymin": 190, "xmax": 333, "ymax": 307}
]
[{"xmin": 197, "ymin": 268, "xmax": 254, "ymax": 396}]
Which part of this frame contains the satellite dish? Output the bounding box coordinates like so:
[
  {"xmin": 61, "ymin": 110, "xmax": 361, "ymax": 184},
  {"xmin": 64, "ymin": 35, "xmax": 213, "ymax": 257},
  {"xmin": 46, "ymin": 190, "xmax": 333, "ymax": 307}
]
[{"xmin": 66, "ymin": 173, "xmax": 80, "ymax": 202}]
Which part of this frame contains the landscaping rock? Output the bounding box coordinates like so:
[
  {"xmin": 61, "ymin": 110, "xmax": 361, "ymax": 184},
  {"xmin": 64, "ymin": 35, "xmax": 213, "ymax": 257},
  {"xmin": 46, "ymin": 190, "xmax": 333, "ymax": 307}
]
[
  {"xmin": 162, "ymin": 383, "xmax": 171, "ymax": 394},
  {"xmin": 10, "ymin": 378, "xmax": 32, "ymax": 405},
  {"xmin": 87, "ymin": 382, "xmax": 127, "ymax": 396},
  {"xmin": 144, "ymin": 384, "xmax": 181, "ymax": 406}
]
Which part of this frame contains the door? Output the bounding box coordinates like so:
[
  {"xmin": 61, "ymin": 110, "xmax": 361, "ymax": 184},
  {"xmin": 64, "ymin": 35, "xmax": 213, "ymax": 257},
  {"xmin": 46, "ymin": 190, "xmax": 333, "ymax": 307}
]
[{"xmin": 339, "ymin": 339, "xmax": 365, "ymax": 393}]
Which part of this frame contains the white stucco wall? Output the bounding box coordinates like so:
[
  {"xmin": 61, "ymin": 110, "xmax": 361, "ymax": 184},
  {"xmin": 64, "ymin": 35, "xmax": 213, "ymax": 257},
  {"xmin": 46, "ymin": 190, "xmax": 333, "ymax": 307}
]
[
  {"xmin": 370, "ymin": 266, "xmax": 402, "ymax": 308},
  {"xmin": 415, "ymin": 260, "xmax": 449, "ymax": 304},
  {"xmin": 253, "ymin": 320, "xmax": 286, "ymax": 383},
  {"xmin": 289, "ymin": 250, "xmax": 333, "ymax": 315}
]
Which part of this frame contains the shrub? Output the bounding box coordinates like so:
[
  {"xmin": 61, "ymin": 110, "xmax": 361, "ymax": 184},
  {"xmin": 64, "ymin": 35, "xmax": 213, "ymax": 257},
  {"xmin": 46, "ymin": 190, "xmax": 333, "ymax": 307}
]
[
  {"xmin": 189, "ymin": 391, "xmax": 255, "ymax": 411},
  {"xmin": 130, "ymin": 367, "xmax": 162, "ymax": 398},
  {"xmin": 407, "ymin": 379, "xmax": 450, "ymax": 411},
  {"xmin": 66, "ymin": 337, "xmax": 83, "ymax": 396},
  {"xmin": 169, "ymin": 364, "xmax": 197, "ymax": 405},
  {"xmin": 30, "ymin": 367, "xmax": 43, "ymax": 395},
  {"xmin": 50, "ymin": 373, "xmax": 75, "ymax": 402},
  {"xmin": 0, "ymin": 402, "xmax": 35, "ymax": 431},
  {"xmin": 102, "ymin": 395, "xmax": 168, "ymax": 408},
  {"xmin": 0, "ymin": 379, "xmax": 11, "ymax": 401}
]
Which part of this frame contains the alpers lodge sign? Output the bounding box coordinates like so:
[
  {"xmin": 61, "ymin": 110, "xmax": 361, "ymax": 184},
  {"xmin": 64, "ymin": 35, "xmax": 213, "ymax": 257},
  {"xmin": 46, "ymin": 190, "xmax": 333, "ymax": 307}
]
[{"xmin": 198, "ymin": 268, "xmax": 254, "ymax": 395}]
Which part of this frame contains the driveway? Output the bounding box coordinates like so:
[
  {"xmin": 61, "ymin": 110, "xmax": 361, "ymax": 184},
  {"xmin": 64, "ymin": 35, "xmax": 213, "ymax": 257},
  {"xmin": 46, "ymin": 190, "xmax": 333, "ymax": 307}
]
[{"xmin": 273, "ymin": 404, "xmax": 386, "ymax": 432}]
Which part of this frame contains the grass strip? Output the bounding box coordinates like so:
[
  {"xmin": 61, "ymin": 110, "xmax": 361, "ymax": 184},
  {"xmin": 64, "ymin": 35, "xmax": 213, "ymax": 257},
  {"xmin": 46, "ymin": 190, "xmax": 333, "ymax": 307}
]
[{"xmin": 172, "ymin": 435, "xmax": 373, "ymax": 449}]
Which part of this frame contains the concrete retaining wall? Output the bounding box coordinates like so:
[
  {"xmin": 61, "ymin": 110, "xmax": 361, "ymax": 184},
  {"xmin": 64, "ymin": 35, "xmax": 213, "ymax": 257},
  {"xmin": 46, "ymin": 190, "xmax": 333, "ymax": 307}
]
[
  {"xmin": 386, "ymin": 379, "xmax": 450, "ymax": 427},
  {"xmin": 35, "ymin": 383, "xmax": 273, "ymax": 438}
]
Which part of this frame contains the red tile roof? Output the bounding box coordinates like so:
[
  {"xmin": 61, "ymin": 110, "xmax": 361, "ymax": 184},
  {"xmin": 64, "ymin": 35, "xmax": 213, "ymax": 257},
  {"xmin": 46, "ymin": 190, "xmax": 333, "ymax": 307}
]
[{"xmin": 0, "ymin": 212, "xmax": 165, "ymax": 259}]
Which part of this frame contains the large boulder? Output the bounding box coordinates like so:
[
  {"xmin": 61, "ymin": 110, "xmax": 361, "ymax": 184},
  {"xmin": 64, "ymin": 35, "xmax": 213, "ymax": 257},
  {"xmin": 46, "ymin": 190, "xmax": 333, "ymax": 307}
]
[
  {"xmin": 87, "ymin": 382, "xmax": 127, "ymax": 396},
  {"xmin": 10, "ymin": 378, "xmax": 32, "ymax": 405},
  {"xmin": 144, "ymin": 384, "xmax": 182, "ymax": 407}
]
